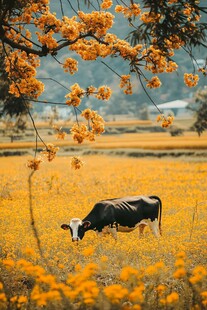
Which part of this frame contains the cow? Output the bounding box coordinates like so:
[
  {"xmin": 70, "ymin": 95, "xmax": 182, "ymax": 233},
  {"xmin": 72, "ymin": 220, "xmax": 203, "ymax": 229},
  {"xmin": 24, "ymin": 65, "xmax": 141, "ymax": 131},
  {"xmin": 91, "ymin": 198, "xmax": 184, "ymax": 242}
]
[{"xmin": 61, "ymin": 195, "xmax": 162, "ymax": 242}]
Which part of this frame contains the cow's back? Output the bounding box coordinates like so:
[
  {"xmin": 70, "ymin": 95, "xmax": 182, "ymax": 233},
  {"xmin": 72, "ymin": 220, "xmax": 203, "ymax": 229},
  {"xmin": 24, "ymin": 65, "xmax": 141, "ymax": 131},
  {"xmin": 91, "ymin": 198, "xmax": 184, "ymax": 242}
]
[{"xmin": 84, "ymin": 195, "xmax": 161, "ymax": 231}]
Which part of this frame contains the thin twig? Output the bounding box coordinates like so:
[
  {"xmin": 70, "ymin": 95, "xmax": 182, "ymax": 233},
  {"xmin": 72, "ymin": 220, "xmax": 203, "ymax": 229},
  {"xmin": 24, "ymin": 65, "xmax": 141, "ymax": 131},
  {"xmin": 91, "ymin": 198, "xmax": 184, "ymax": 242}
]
[
  {"xmin": 189, "ymin": 201, "xmax": 198, "ymax": 241},
  {"xmin": 137, "ymin": 73, "xmax": 163, "ymax": 115},
  {"xmin": 28, "ymin": 172, "xmax": 54, "ymax": 274},
  {"xmin": 28, "ymin": 171, "xmax": 43, "ymax": 257},
  {"xmin": 59, "ymin": 0, "xmax": 64, "ymax": 17},
  {"xmin": 37, "ymin": 77, "xmax": 69, "ymax": 91},
  {"xmin": 101, "ymin": 61, "xmax": 122, "ymax": 78}
]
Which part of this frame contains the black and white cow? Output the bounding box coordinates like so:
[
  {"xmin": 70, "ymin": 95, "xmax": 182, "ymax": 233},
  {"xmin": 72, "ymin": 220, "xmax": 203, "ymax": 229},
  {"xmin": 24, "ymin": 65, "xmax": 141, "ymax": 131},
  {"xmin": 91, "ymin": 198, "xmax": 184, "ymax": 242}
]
[{"xmin": 61, "ymin": 195, "xmax": 162, "ymax": 242}]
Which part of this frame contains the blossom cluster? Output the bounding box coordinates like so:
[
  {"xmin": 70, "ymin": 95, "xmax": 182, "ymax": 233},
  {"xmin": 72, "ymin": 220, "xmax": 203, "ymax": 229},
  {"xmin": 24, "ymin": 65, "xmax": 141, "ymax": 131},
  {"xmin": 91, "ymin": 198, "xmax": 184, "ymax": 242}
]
[
  {"xmin": 5, "ymin": 51, "xmax": 44, "ymax": 98},
  {"xmin": 146, "ymin": 76, "xmax": 162, "ymax": 88},
  {"xmin": 3, "ymin": 0, "xmax": 202, "ymax": 107},
  {"xmin": 65, "ymin": 84, "xmax": 111, "ymax": 108},
  {"xmin": 26, "ymin": 143, "xmax": 59, "ymax": 171},
  {"xmin": 120, "ymin": 75, "xmax": 133, "ymax": 94},
  {"xmin": 70, "ymin": 108, "xmax": 105, "ymax": 145},
  {"xmin": 53, "ymin": 125, "xmax": 67, "ymax": 140},
  {"xmin": 115, "ymin": 4, "xmax": 141, "ymax": 18},
  {"xmin": 184, "ymin": 73, "xmax": 199, "ymax": 87},
  {"xmin": 157, "ymin": 114, "xmax": 174, "ymax": 128},
  {"xmin": 101, "ymin": 0, "xmax": 113, "ymax": 10},
  {"xmin": 27, "ymin": 157, "xmax": 43, "ymax": 171}
]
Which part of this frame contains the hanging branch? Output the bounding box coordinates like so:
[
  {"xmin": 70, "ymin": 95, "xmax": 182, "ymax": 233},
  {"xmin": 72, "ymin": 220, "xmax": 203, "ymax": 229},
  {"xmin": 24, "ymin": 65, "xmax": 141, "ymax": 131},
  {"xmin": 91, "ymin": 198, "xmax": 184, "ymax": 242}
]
[
  {"xmin": 137, "ymin": 72, "xmax": 163, "ymax": 115},
  {"xmin": 28, "ymin": 171, "xmax": 43, "ymax": 257}
]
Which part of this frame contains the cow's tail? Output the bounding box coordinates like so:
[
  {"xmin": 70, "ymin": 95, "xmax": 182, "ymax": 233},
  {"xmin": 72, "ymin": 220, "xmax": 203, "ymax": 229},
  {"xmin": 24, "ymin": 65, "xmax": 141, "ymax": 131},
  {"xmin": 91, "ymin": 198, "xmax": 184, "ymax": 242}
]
[{"xmin": 150, "ymin": 195, "xmax": 162, "ymax": 236}]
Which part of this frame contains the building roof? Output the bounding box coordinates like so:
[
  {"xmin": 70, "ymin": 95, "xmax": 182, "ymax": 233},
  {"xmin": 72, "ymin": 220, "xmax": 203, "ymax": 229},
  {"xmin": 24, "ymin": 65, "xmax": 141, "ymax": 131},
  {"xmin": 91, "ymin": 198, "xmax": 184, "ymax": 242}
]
[{"xmin": 149, "ymin": 100, "xmax": 189, "ymax": 111}]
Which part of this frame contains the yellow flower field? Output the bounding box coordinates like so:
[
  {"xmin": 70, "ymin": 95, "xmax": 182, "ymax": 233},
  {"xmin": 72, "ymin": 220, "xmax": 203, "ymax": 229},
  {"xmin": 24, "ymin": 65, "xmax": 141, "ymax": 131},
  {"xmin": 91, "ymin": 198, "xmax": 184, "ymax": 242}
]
[{"xmin": 0, "ymin": 155, "xmax": 207, "ymax": 309}]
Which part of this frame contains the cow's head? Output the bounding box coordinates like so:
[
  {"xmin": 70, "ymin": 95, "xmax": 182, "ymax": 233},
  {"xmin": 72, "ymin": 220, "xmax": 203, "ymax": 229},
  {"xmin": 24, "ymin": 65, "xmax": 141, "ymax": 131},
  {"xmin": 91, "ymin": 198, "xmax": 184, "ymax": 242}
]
[{"xmin": 61, "ymin": 218, "xmax": 91, "ymax": 242}]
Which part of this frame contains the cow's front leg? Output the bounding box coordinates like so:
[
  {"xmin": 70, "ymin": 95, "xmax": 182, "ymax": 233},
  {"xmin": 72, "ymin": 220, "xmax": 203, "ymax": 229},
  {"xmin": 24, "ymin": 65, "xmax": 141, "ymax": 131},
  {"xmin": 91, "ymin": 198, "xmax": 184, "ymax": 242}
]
[
  {"xmin": 138, "ymin": 223, "xmax": 147, "ymax": 238},
  {"xmin": 95, "ymin": 226, "xmax": 110, "ymax": 238},
  {"xmin": 108, "ymin": 227, "xmax": 118, "ymax": 240},
  {"xmin": 96, "ymin": 230, "xmax": 103, "ymax": 238}
]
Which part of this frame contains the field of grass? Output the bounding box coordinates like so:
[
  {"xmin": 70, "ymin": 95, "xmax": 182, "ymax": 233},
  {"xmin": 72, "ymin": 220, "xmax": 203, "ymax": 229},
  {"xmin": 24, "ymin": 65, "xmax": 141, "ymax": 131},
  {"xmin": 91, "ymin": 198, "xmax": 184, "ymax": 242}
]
[
  {"xmin": 0, "ymin": 155, "xmax": 207, "ymax": 309},
  {"xmin": 1, "ymin": 131, "xmax": 207, "ymax": 152}
]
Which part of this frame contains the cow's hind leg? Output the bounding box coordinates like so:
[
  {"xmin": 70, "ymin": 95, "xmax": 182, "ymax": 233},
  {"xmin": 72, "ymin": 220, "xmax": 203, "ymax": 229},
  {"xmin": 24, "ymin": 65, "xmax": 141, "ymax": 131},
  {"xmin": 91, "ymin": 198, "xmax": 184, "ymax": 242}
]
[{"xmin": 148, "ymin": 219, "xmax": 160, "ymax": 238}]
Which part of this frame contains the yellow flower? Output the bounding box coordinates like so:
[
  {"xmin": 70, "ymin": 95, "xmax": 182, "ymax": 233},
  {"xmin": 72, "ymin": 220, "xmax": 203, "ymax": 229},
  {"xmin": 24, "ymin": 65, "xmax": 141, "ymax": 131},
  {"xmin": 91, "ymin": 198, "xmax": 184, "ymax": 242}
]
[
  {"xmin": 18, "ymin": 295, "xmax": 28, "ymax": 304},
  {"xmin": 129, "ymin": 283, "xmax": 144, "ymax": 303},
  {"xmin": 120, "ymin": 266, "xmax": 139, "ymax": 281},
  {"xmin": 2, "ymin": 258, "xmax": 15, "ymax": 268},
  {"xmin": 132, "ymin": 305, "xmax": 141, "ymax": 310},
  {"xmin": 156, "ymin": 284, "xmax": 166, "ymax": 296},
  {"xmin": 10, "ymin": 296, "xmax": 18, "ymax": 303},
  {"xmin": 201, "ymin": 291, "xmax": 207, "ymax": 306},
  {"xmin": 173, "ymin": 268, "xmax": 186, "ymax": 279},
  {"xmin": 100, "ymin": 255, "xmax": 108, "ymax": 263},
  {"xmin": 75, "ymin": 264, "xmax": 82, "ymax": 272},
  {"xmin": 0, "ymin": 293, "xmax": 7, "ymax": 302},
  {"xmin": 155, "ymin": 261, "xmax": 165, "ymax": 269},
  {"xmin": 104, "ymin": 284, "xmax": 128, "ymax": 304},
  {"xmin": 145, "ymin": 265, "xmax": 157, "ymax": 275},
  {"xmin": 176, "ymin": 251, "xmax": 186, "ymax": 259},
  {"xmin": 78, "ymin": 280, "xmax": 99, "ymax": 304},
  {"xmin": 189, "ymin": 266, "xmax": 207, "ymax": 284},
  {"xmin": 23, "ymin": 247, "xmax": 35, "ymax": 256},
  {"xmin": 166, "ymin": 292, "xmax": 179, "ymax": 304},
  {"xmin": 175, "ymin": 259, "xmax": 185, "ymax": 267},
  {"xmin": 84, "ymin": 263, "xmax": 98, "ymax": 276},
  {"xmin": 82, "ymin": 246, "xmax": 94, "ymax": 257}
]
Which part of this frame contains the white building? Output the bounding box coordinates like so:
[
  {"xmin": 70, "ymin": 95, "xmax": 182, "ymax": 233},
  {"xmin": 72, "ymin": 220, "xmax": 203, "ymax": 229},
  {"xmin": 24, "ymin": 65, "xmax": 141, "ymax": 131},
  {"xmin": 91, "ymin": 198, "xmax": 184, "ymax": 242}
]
[{"xmin": 149, "ymin": 100, "xmax": 193, "ymax": 119}]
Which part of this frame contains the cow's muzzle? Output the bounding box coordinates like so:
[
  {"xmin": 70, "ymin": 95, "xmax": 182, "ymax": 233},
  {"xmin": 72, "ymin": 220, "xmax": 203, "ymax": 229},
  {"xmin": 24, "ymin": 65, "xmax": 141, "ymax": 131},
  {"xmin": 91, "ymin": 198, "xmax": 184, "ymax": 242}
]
[{"xmin": 72, "ymin": 237, "xmax": 80, "ymax": 242}]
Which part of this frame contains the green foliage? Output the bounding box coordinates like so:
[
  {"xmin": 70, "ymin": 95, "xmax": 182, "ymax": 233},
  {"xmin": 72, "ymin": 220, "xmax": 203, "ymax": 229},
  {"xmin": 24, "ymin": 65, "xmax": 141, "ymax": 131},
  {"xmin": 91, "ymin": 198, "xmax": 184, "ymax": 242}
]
[
  {"xmin": 189, "ymin": 87, "xmax": 207, "ymax": 135},
  {"xmin": 127, "ymin": 0, "xmax": 207, "ymax": 54}
]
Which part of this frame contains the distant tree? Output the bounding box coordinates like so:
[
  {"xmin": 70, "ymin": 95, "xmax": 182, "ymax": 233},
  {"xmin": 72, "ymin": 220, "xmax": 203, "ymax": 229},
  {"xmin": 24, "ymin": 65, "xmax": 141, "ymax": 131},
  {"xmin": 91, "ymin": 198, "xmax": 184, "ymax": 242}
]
[
  {"xmin": 188, "ymin": 88, "xmax": 207, "ymax": 135},
  {"xmin": 0, "ymin": 0, "xmax": 206, "ymax": 168}
]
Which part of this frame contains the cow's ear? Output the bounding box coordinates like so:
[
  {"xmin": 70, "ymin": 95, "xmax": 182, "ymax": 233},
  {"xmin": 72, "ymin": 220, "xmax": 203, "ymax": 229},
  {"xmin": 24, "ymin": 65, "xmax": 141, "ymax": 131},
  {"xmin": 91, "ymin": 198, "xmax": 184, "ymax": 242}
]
[
  {"xmin": 61, "ymin": 224, "xmax": 70, "ymax": 230},
  {"xmin": 83, "ymin": 221, "xmax": 91, "ymax": 229}
]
